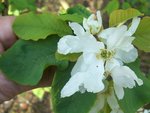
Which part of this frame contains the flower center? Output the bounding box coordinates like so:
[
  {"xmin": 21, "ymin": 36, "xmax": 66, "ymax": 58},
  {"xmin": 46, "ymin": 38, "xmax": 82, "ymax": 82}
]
[{"xmin": 96, "ymin": 49, "xmax": 114, "ymax": 60}]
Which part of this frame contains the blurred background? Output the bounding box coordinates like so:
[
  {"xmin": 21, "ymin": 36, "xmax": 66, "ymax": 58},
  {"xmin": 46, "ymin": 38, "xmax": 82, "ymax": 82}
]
[{"xmin": 0, "ymin": 0, "xmax": 149, "ymax": 113}]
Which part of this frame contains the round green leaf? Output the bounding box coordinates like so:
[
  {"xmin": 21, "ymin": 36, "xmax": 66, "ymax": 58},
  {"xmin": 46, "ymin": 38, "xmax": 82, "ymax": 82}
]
[
  {"xmin": 13, "ymin": 12, "xmax": 72, "ymax": 41},
  {"xmin": 0, "ymin": 36, "xmax": 67, "ymax": 85}
]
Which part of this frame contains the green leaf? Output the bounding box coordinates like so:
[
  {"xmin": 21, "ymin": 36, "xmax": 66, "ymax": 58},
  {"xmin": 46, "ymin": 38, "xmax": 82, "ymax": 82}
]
[
  {"xmin": 133, "ymin": 17, "xmax": 150, "ymax": 52},
  {"xmin": 55, "ymin": 52, "xmax": 81, "ymax": 62},
  {"xmin": 13, "ymin": 12, "xmax": 72, "ymax": 41},
  {"xmin": 59, "ymin": 14, "xmax": 83, "ymax": 23},
  {"xmin": 51, "ymin": 63, "xmax": 97, "ymax": 113},
  {"xmin": 104, "ymin": 0, "xmax": 119, "ymax": 14},
  {"xmin": 0, "ymin": 36, "xmax": 67, "ymax": 85},
  {"xmin": 67, "ymin": 4, "xmax": 91, "ymax": 18},
  {"xmin": 119, "ymin": 59, "xmax": 150, "ymax": 113},
  {"xmin": 109, "ymin": 8, "xmax": 143, "ymax": 27},
  {"xmin": 9, "ymin": 0, "xmax": 36, "ymax": 11}
]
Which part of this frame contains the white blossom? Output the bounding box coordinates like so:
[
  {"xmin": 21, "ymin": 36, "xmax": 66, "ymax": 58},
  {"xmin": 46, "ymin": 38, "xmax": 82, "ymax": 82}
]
[
  {"xmin": 99, "ymin": 17, "xmax": 141, "ymax": 63},
  {"xmin": 57, "ymin": 12, "xmax": 143, "ymax": 100},
  {"xmin": 98, "ymin": 17, "xmax": 143, "ymax": 99},
  {"xmin": 83, "ymin": 11, "xmax": 102, "ymax": 35},
  {"xmin": 58, "ymin": 22, "xmax": 105, "ymax": 98}
]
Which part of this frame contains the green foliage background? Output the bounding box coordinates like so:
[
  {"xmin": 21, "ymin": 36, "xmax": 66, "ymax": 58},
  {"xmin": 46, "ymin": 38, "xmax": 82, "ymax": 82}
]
[{"xmin": 0, "ymin": 0, "xmax": 149, "ymax": 113}]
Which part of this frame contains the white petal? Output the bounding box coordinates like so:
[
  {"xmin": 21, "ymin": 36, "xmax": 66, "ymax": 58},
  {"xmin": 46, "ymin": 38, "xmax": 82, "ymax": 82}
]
[
  {"xmin": 80, "ymin": 34, "xmax": 104, "ymax": 53},
  {"xmin": 111, "ymin": 66, "xmax": 143, "ymax": 99},
  {"xmin": 107, "ymin": 89, "xmax": 119, "ymax": 109},
  {"xmin": 114, "ymin": 84, "xmax": 124, "ymax": 100},
  {"xmin": 61, "ymin": 71, "xmax": 105, "ymax": 98},
  {"xmin": 89, "ymin": 93, "xmax": 105, "ymax": 113},
  {"xmin": 83, "ymin": 12, "xmax": 102, "ymax": 34},
  {"xmin": 71, "ymin": 55, "xmax": 87, "ymax": 76},
  {"xmin": 103, "ymin": 26, "xmax": 135, "ymax": 52},
  {"xmin": 112, "ymin": 66, "xmax": 136, "ymax": 88},
  {"xmin": 106, "ymin": 25, "xmax": 127, "ymax": 50},
  {"xmin": 115, "ymin": 47, "xmax": 138, "ymax": 63},
  {"xmin": 83, "ymin": 54, "xmax": 105, "ymax": 92},
  {"xmin": 127, "ymin": 17, "xmax": 141, "ymax": 36},
  {"xmin": 57, "ymin": 33, "xmax": 101, "ymax": 54},
  {"xmin": 116, "ymin": 36, "xmax": 135, "ymax": 52},
  {"xmin": 69, "ymin": 22, "xmax": 85, "ymax": 36},
  {"xmin": 98, "ymin": 27, "xmax": 116, "ymax": 42},
  {"xmin": 105, "ymin": 58, "xmax": 122, "ymax": 72},
  {"xmin": 82, "ymin": 53, "xmax": 105, "ymax": 76},
  {"xmin": 73, "ymin": 32, "xmax": 104, "ymax": 53},
  {"xmin": 57, "ymin": 35, "xmax": 82, "ymax": 54},
  {"xmin": 107, "ymin": 88, "xmax": 124, "ymax": 112},
  {"xmin": 84, "ymin": 72, "xmax": 105, "ymax": 93},
  {"xmin": 61, "ymin": 72, "xmax": 84, "ymax": 98},
  {"xmin": 97, "ymin": 11, "xmax": 102, "ymax": 27},
  {"xmin": 82, "ymin": 53, "xmax": 105, "ymax": 74},
  {"xmin": 83, "ymin": 53, "xmax": 105, "ymax": 92}
]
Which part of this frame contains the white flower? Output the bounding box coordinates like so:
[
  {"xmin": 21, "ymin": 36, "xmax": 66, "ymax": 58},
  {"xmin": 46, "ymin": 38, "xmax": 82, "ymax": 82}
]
[
  {"xmin": 97, "ymin": 17, "xmax": 143, "ymax": 99},
  {"xmin": 58, "ymin": 15, "xmax": 143, "ymax": 99},
  {"xmin": 99, "ymin": 17, "xmax": 141, "ymax": 64},
  {"xmin": 83, "ymin": 11, "xmax": 102, "ymax": 35},
  {"xmin": 58, "ymin": 22, "xmax": 105, "ymax": 98},
  {"xmin": 105, "ymin": 57, "xmax": 143, "ymax": 100}
]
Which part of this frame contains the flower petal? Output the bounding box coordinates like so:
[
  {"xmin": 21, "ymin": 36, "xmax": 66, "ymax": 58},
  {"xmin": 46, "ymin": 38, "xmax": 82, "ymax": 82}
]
[
  {"xmin": 61, "ymin": 72, "xmax": 85, "ymax": 98},
  {"xmin": 71, "ymin": 55, "xmax": 88, "ymax": 76},
  {"xmin": 69, "ymin": 22, "xmax": 85, "ymax": 36},
  {"xmin": 83, "ymin": 11, "xmax": 102, "ymax": 34},
  {"xmin": 57, "ymin": 35, "xmax": 82, "ymax": 54},
  {"xmin": 97, "ymin": 11, "xmax": 102, "ymax": 27},
  {"xmin": 57, "ymin": 33, "xmax": 101, "ymax": 54},
  {"xmin": 106, "ymin": 25, "xmax": 127, "ymax": 50},
  {"xmin": 107, "ymin": 88, "xmax": 123, "ymax": 113},
  {"xmin": 84, "ymin": 72, "xmax": 105, "ymax": 93},
  {"xmin": 111, "ymin": 66, "xmax": 143, "ymax": 99},
  {"xmin": 98, "ymin": 27, "xmax": 116, "ymax": 43},
  {"xmin": 115, "ymin": 47, "xmax": 138, "ymax": 63},
  {"xmin": 105, "ymin": 58, "xmax": 122, "ymax": 72},
  {"xmin": 116, "ymin": 36, "xmax": 135, "ymax": 52},
  {"xmin": 82, "ymin": 53, "xmax": 105, "ymax": 74},
  {"xmin": 61, "ymin": 70, "xmax": 105, "ymax": 98},
  {"xmin": 127, "ymin": 17, "xmax": 141, "ymax": 36},
  {"xmin": 82, "ymin": 53, "xmax": 105, "ymax": 92},
  {"xmin": 114, "ymin": 84, "xmax": 124, "ymax": 99}
]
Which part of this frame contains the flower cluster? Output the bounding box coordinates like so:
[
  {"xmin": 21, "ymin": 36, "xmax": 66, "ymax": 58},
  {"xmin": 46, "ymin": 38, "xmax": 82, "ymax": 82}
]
[{"xmin": 57, "ymin": 11, "xmax": 143, "ymax": 112}]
